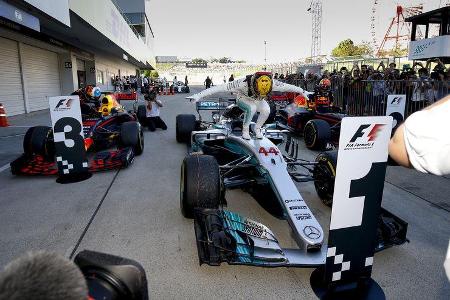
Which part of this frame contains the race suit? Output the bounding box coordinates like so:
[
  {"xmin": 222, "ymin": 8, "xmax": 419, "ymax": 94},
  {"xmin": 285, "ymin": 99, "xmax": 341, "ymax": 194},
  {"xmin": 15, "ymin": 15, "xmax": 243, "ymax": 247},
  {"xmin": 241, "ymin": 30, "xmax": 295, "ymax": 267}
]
[{"xmin": 189, "ymin": 78, "xmax": 309, "ymax": 138}]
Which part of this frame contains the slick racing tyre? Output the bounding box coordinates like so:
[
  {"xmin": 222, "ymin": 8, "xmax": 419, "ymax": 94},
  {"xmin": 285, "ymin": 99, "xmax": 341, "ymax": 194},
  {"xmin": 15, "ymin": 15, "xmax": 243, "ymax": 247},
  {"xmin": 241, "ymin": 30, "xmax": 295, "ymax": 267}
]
[
  {"xmin": 313, "ymin": 150, "xmax": 337, "ymax": 207},
  {"xmin": 120, "ymin": 121, "xmax": 144, "ymax": 155},
  {"xmin": 23, "ymin": 126, "xmax": 54, "ymax": 160},
  {"xmin": 303, "ymin": 119, "xmax": 331, "ymax": 150},
  {"xmin": 137, "ymin": 105, "xmax": 147, "ymax": 125},
  {"xmin": 176, "ymin": 114, "xmax": 196, "ymax": 144},
  {"xmin": 180, "ymin": 155, "xmax": 221, "ymax": 218}
]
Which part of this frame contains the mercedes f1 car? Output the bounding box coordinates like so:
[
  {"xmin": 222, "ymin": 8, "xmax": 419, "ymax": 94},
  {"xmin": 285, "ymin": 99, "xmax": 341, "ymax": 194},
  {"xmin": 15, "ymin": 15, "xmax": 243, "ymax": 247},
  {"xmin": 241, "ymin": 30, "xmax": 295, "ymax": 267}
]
[
  {"xmin": 173, "ymin": 81, "xmax": 190, "ymax": 93},
  {"xmin": 176, "ymin": 99, "xmax": 408, "ymax": 267},
  {"xmin": 11, "ymin": 89, "xmax": 145, "ymax": 176}
]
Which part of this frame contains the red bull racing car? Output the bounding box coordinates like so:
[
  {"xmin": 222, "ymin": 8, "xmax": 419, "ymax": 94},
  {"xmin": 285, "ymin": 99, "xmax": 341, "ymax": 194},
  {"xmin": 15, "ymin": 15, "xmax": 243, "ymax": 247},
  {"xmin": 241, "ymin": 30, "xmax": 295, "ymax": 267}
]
[{"xmin": 10, "ymin": 88, "xmax": 145, "ymax": 176}]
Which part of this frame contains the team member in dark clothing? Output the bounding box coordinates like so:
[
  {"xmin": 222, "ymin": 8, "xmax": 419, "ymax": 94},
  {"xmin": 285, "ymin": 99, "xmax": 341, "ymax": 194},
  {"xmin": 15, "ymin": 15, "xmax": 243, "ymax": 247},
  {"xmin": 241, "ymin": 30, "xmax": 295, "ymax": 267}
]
[
  {"xmin": 145, "ymin": 91, "xmax": 167, "ymax": 131},
  {"xmin": 309, "ymin": 78, "xmax": 334, "ymax": 113},
  {"xmin": 204, "ymin": 76, "xmax": 213, "ymax": 89}
]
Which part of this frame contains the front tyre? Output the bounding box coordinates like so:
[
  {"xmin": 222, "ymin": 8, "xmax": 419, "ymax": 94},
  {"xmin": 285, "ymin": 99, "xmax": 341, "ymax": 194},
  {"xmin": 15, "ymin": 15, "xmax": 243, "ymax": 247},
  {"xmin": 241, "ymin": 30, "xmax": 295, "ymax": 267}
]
[
  {"xmin": 120, "ymin": 121, "xmax": 144, "ymax": 155},
  {"xmin": 180, "ymin": 155, "xmax": 221, "ymax": 218},
  {"xmin": 176, "ymin": 114, "xmax": 196, "ymax": 144},
  {"xmin": 304, "ymin": 119, "xmax": 331, "ymax": 150},
  {"xmin": 23, "ymin": 126, "xmax": 54, "ymax": 160},
  {"xmin": 313, "ymin": 150, "xmax": 337, "ymax": 207}
]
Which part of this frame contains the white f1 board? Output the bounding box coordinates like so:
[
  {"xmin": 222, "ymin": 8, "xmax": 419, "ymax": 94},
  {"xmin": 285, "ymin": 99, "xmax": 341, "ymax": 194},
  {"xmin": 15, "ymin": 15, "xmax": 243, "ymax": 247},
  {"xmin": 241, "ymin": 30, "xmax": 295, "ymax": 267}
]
[
  {"xmin": 325, "ymin": 116, "xmax": 392, "ymax": 285},
  {"xmin": 386, "ymin": 95, "xmax": 406, "ymax": 130},
  {"xmin": 48, "ymin": 96, "xmax": 89, "ymax": 177}
]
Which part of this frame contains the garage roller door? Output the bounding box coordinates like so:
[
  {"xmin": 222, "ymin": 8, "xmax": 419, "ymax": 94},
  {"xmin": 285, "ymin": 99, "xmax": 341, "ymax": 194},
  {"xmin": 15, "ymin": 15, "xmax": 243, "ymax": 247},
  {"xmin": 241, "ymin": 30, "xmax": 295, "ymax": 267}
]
[
  {"xmin": 0, "ymin": 37, "xmax": 25, "ymax": 116},
  {"xmin": 22, "ymin": 44, "xmax": 61, "ymax": 112}
]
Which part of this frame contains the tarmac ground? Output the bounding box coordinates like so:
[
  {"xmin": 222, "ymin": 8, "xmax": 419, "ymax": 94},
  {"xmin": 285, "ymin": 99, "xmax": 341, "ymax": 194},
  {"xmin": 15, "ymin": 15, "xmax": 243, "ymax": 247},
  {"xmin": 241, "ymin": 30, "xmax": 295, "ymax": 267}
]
[{"xmin": 0, "ymin": 86, "xmax": 449, "ymax": 299}]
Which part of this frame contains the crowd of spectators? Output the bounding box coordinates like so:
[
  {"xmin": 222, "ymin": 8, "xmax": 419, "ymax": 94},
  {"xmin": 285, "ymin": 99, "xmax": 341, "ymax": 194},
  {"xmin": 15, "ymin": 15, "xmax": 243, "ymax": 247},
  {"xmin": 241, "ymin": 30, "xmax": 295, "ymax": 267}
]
[{"xmin": 284, "ymin": 58, "xmax": 450, "ymax": 117}]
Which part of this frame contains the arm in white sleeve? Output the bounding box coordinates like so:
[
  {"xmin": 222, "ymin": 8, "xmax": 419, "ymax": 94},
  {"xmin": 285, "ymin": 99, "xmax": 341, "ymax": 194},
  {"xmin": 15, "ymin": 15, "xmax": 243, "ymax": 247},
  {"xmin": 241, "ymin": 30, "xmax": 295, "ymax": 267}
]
[
  {"xmin": 403, "ymin": 99, "xmax": 450, "ymax": 175},
  {"xmin": 272, "ymin": 80, "xmax": 310, "ymax": 98},
  {"xmin": 187, "ymin": 78, "xmax": 247, "ymax": 101}
]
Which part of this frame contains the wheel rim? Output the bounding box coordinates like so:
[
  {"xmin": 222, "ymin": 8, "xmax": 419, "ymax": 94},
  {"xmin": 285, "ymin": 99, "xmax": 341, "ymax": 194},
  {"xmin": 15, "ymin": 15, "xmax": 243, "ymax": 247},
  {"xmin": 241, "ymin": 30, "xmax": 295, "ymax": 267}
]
[
  {"xmin": 304, "ymin": 123, "xmax": 316, "ymax": 147},
  {"xmin": 314, "ymin": 163, "xmax": 333, "ymax": 197}
]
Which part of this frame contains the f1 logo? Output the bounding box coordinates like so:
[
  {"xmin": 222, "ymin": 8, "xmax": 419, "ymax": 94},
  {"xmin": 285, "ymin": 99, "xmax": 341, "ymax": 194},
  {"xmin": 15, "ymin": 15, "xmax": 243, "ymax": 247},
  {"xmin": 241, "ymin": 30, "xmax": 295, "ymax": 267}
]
[
  {"xmin": 349, "ymin": 124, "xmax": 384, "ymax": 143},
  {"xmin": 54, "ymin": 99, "xmax": 73, "ymax": 110},
  {"xmin": 349, "ymin": 124, "xmax": 370, "ymax": 143}
]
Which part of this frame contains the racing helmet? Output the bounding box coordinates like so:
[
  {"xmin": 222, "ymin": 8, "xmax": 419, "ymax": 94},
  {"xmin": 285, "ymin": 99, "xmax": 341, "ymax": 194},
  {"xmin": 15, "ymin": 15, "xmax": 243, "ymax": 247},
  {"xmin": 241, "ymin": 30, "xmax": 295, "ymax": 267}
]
[
  {"xmin": 85, "ymin": 85, "xmax": 94, "ymax": 97},
  {"xmin": 92, "ymin": 87, "xmax": 101, "ymax": 98},
  {"xmin": 319, "ymin": 78, "xmax": 331, "ymax": 90},
  {"xmin": 250, "ymin": 71, "xmax": 273, "ymax": 97},
  {"xmin": 99, "ymin": 94, "xmax": 120, "ymax": 116}
]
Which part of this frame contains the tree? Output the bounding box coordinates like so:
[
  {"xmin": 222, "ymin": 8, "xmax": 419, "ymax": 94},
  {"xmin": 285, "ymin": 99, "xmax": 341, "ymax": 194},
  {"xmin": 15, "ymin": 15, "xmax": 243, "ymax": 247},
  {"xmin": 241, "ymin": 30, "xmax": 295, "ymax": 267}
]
[
  {"xmin": 143, "ymin": 70, "xmax": 159, "ymax": 79},
  {"xmin": 378, "ymin": 46, "xmax": 408, "ymax": 57},
  {"xmin": 331, "ymin": 39, "xmax": 373, "ymax": 57},
  {"xmin": 192, "ymin": 58, "xmax": 207, "ymax": 63},
  {"xmin": 219, "ymin": 57, "xmax": 231, "ymax": 64}
]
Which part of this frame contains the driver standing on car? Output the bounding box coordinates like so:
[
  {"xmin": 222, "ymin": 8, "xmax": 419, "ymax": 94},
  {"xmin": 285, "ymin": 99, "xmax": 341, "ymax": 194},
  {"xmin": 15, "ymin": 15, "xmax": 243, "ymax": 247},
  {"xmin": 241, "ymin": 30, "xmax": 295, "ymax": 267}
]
[{"xmin": 187, "ymin": 72, "xmax": 309, "ymax": 140}]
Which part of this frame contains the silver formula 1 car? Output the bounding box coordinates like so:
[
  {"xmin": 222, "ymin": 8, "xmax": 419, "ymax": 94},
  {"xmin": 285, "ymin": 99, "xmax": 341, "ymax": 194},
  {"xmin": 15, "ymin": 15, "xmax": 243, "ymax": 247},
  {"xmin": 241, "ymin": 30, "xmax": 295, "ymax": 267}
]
[{"xmin": 176, "ymin": 99, "xmax": 408, "ymax": 267}]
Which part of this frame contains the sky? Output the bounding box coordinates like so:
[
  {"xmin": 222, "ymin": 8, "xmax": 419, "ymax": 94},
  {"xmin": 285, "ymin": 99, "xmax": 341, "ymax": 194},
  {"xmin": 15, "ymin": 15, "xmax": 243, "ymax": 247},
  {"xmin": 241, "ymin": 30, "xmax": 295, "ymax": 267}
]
[{"xmin": 148, "ymin": 0, "xmax": 446, "ymax": 64}]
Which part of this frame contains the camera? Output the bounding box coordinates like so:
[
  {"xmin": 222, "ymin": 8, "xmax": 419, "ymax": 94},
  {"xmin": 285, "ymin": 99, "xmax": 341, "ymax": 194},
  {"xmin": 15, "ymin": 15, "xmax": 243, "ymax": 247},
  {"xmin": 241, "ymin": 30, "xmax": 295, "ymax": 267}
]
[
  {"xmin": 0, "ymin": 250, "xmax": 149, "ymax": 300},
  {"xmin": 74, "ymin": 250, "xmax": 149, "ymax": 300}
]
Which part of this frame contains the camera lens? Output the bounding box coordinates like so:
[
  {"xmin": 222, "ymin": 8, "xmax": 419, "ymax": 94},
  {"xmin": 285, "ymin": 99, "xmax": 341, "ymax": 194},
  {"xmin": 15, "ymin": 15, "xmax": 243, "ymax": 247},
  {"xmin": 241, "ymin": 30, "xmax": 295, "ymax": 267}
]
[{"xmin": 74, "ymin": 250, "xmax": 149, "ymax": 300}]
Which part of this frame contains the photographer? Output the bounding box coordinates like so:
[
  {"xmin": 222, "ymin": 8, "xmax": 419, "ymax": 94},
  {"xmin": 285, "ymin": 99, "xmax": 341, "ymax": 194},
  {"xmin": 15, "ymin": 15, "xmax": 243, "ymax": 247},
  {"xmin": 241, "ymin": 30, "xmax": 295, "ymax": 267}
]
[{"xmin": 144, "ymin": 91, "xmax": 167, "ymax": 132}]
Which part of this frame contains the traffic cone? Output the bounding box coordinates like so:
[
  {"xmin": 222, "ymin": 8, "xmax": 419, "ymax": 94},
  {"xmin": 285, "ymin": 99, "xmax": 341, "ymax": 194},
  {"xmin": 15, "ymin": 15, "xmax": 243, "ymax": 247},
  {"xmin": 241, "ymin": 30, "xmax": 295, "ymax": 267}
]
[{"xmin": 0, "ymin": 103, "xmax": 9, "ymax": 127}]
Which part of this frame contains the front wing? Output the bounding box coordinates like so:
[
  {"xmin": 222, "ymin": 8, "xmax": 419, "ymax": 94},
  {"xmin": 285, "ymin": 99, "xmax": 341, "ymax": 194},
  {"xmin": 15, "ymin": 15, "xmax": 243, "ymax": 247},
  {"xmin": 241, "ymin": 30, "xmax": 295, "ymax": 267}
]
[
  {"xmin": 10, "ymin": 147, "xmax": 135, "ymax": 176},
  {"xmin": 194, "ymin": 208, "xmax": 326, "ymax": 268}
]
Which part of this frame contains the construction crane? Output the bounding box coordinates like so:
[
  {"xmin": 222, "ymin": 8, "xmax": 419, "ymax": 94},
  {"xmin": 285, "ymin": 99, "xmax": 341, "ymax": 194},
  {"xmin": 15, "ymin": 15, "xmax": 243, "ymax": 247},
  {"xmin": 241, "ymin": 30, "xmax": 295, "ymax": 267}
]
[{"xmin": 307, "ymin": 0, "xmax": 322, "ymax": 63}]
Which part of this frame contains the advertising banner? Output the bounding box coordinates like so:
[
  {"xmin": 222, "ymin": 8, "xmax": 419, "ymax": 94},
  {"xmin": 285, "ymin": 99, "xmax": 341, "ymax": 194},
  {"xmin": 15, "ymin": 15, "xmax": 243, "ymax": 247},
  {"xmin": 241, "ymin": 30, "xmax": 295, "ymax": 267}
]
[
  {"xmin": 24, "ymin": 0, "xmax": 70, "ymax": 27},
  {"xmin": 386, "ymin": 94, "xmax": 406, "ymax": 130},
  {"xmin": 408, "ymin": 36, "xmax": 450, "ymax": 60},
  {"xmin": 0, "ymin": 0, "xmax": 40, "ymax": 32},
  {"xmin": 325, "ymin": 116, "xmax": 392, "ymax": 286},
  {"xmin": 48, "ymin": 96, "xmax": 89, "ymax": 181}
]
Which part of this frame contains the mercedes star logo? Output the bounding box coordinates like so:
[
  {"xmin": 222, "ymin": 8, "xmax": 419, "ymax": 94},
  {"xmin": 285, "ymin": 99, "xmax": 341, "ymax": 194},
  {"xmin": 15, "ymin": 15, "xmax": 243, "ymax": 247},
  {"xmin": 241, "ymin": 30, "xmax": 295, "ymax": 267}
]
[{"xmin": 303, "ymin": 226, "xmax": 321, "ymax": 240}]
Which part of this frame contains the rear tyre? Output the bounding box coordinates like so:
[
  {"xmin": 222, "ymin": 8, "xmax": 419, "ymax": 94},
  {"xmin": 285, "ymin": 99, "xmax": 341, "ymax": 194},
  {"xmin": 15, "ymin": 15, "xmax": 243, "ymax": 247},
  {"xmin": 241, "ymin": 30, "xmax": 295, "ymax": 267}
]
[
  {"xmin": 304, "ymin": 119, "xmax": 331, "ymax": 150},
  {"xmin": 176, "ymin": 114, "xmax": 196, "ymax": 144},
  {"xmin": 120, "ymin": 121, "xmax": 144, "ymax": 155},
  {"xmin": 137, "ymin": 105, "xmax": 147, "ymax": 125},
  {"xmin": 313, "ymin": 150, "xmax": 338, "ymax": 207},
  {"xmin": 23, "ymin": 126, "xmax": 54, "ymax": 159},
  {"xmin": 180, "ymin": 155, "xmax": 221, "ymax": 218}
]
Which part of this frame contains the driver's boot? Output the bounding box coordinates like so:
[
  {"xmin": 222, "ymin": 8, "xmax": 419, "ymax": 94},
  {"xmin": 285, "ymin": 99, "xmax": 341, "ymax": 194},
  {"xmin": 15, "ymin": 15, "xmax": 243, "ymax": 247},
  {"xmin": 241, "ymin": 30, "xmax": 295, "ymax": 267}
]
[
  {"xmin": 242, "ymin": 127, "xmax": 251, "ymax": 140},
  {"xmin": 254, "ymin": 126, "xmax": 263, "ymax": 139}
]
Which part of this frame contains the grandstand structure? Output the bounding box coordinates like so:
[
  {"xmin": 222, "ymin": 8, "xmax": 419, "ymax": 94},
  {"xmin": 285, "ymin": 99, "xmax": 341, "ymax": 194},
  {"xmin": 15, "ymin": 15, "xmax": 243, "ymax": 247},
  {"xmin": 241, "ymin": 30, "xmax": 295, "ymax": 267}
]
[{"xmin": 157, "ymin": 61, "xmax": 303, "ymax": 84}]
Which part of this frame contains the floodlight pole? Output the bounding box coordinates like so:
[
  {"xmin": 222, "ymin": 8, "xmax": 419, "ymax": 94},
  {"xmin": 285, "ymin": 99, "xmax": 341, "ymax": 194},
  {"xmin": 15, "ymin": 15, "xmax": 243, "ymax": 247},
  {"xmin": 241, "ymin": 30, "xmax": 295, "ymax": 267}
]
[{"xmin": 264, "ymin": 40, "xmax": 267, "ymax": 70}]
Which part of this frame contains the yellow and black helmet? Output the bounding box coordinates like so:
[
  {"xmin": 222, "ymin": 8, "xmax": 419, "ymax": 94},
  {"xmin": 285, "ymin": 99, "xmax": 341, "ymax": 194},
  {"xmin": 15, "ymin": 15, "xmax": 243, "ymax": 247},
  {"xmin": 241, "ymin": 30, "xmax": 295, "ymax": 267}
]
[{"xmin": 246, "ymin": 71, "xmax": 273, "ymax": 97}]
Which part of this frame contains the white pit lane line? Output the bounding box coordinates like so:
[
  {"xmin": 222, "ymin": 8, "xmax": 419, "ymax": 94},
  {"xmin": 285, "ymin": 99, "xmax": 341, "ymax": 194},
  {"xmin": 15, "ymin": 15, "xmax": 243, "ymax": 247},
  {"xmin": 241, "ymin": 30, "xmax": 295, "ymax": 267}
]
[{"xmin": 0, "ymin": 164, "xmax": 10, "ymax": 173}]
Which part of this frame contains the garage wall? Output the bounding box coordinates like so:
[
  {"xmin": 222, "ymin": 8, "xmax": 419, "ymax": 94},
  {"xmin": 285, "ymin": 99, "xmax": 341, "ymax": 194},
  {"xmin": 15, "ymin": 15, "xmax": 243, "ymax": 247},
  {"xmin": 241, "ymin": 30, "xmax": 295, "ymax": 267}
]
[
  {"xmin": 21, "ymin": 44, "xmax": 61, "ymax": 112},
  {"xmin": 0, "ymin": 37, "xmax": 25, "ymax": 116}
]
